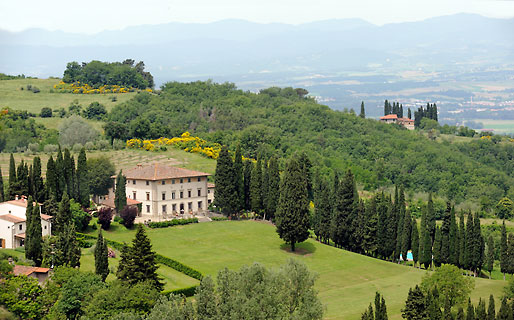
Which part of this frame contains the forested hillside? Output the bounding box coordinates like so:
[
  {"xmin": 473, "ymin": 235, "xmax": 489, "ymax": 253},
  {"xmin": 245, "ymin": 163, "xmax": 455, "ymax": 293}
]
[{"xmin": 106, "ymin": 81, "xmax": 514, "ymax": 205}]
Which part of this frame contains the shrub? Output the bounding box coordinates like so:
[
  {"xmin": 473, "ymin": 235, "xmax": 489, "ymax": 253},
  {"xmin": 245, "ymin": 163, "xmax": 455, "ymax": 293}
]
[
  {"xmin": 162, "ymin": 286, "xmax": 198, "ymax": 298},
  {"xmin": 43, "ymin": 144, "xmax": 58, "ymax": 153},
  {"xmin": 58, "ymin": 115, "xmax": 99, "ymax": 146},
  {"xmin": 147, "ymin": 218, "xmax": 198, "ymax": 229},
  {"xmin": 83, "ymin": 102, "xmax": 107, "ymax": 120},
  {"xmin": 84, "ymin": 141, "xmax": 95, "ymax": 150},
  {"xmin": 72, "ymin": 143, "xmax": 83, "ymax": 152},
  {"xmin": 97, "ymin": 207, "xmax": 113, "ymax": 230},
  {"xmin": 112, "ymin": 139, "xmax": 125, "ymax": 150},
  {"xmin": 95, "ymin": 139, "xmax": 110, "ymax": 150},
  {"xmin": 40, "ymin": 107, "xmax": 52, "ymax": 118},
  {"xmin": 120, "ymin": 206, "xmax": 138, "ymax": 229},
  {"xmin": 211, "ymin": 216, "xmax": 228, "ymax": 221}
]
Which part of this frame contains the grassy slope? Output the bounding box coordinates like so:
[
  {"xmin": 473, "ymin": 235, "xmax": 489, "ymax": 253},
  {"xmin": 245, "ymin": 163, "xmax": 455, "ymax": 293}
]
[
  {"xmin": 0, "ymin": 148, "xmax": 217, "ymax": 181},
  {"xmin": 94, "ymin": 220, "xmax": 505, "ymax": 320}
]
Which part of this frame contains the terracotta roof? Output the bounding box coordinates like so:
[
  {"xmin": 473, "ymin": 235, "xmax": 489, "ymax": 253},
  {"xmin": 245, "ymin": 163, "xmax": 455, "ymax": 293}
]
[
  {"xmin": 100, "ymin": 197, "xmax": 141, "ymax": 208},
  {"xmin": 40, "ymin": 214, "xmax": 52, "ymax": 221},
  {"xmin": 15, "ymin": 233, "xmax": 25, "ymax": 239},
  {"xmin": 207, "ymin": 183, "xmax": 216, "ymax": 188},
  {"xmin": 0, "ymin": 214, "xmax": 25, "ymax": 223},
  {"xmin": 380, "ymin": 114, "xmax": 398, "ymax": 120},
  {"xmin": 397, "ymin": 117, "xmax": 414, "ymax": 123},
  {"xmin": 122, "ymin": 163, "xmax": 211, "ymax": 181},
  {"xmin": 12, "ymin": 265, "xmax": 50, "ymax": 276},
  {"xmin": 3, "ymin": 198, "xmax": 41, "ymax": 208}
]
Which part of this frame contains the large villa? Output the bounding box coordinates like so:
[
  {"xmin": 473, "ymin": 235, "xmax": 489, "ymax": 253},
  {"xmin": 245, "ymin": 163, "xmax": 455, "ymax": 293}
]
[{"xmin": 103, "ymin": 163, "xmax": 212, "ymax": 220}]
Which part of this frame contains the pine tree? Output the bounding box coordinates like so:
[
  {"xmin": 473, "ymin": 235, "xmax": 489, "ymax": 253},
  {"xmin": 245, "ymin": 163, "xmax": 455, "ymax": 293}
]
[
  {"xmin": 360, "ymin": 101, "xmax": 366, "ymax": 119},
  {"xmin": 32, "ymin": 157, "xmax": 44, "ymax": 202},
  {"xmin": 46, "ymin": 156, "xmax": 58, "ymax": 200},
  {"xmin": 55, "ymin": 146, "xmax": 65, "ymax": 200},
  {"xmin": 466, "ymin": 299, "xmax": 475, "ymax": 320},
  {"xmin": 497, "ymin": 297, "xmax": 511, "ymax": 320},
  {"xmin": 261, "ymin": 158, "xmax": 269, "ymax": 220},
  {"xmin": 411, "ymin": 218, "xmax": 419, "ymax": 267},
  {"xmin": 313, "ymin": 176, "xmax": 331, "ymax": 244},
  {"xmin": 332, "ymin": 170, "xmax": 357, "ymax": 250},
  {"xmin": 63, "ymin": 148, "xmax": 73, "ymax": 196},
  {"xmin": 420, "ymin": 208, "xmax": 432, "ymax": 269},
  {"xmin": 487, "ymin": 294, "xmax": 496, "ymax": 320},
  {"xmin": 500, "ymin": 221, "xmax": 508, "ymax": 280},
  {"xmin": 233, "ymin": 144, "xmax": 245, "ymax": 213},
  {"xmin": 265, "ymin": 156, "xmax": 280, "ymax": 221},
  {"xmin": 440, "ymin": 203, "xmax": 452, "ymax": 264},
  {"xmin": 243, "ymin": 160, "xmax": 252, "ymax": 211},
  {"xmin": 426, "ymin": 288, "xmax": 442, "ymax": 320},
  {"xmin": 449, "ymin": 206, "xmax": 459, "ymax": 266},
  {"xmin": 374, "ymin": 292, "xmax": 388, "ymax": 320},
  {"xmin": 77, "ymin": 148, "xmax": 89, "ymax": 207},
  {"xmin": 114, "ymin": 170, "xmax": 127, "ymax": 213},
  {"xmin": 433, "ymin": 104, "xmax": 438, "ymax": 122},
  {"xmin": 0, "ymin": 167, "xmax": 4, "ymax": 202},
  {"xmin": 54, "ymin": 222, "xmax": 81, "ymax": 267},
  {"xmin": 24, "ymin": 196, "xmax": 34, "ymax": 262},
  {"xmin": 427, "ymin": 193, "xmax": 436, "ymax": 242},
  {"xmin": 362, "ymin": 303, "xmax": 374, "ymax": 320},
  {"xmin": 433, "ymin": 226, "xmax": 442, "ymax": 268},
  {"xmin": 117, "ymin": 224, "xmax": 163, "ymax": 290},
  {"xmin": 362, "ymin": 197, "xmax": 378, "ymax": 256},
  {"xmin": 7, "ymin": 153, "xmax": 16, "ymax": 199},
  {"xmin": 464, "ymin": 211, "xmax": 474, "ymax": 272},
  {"xmin": 29, "ymin": 203, "xmax": 43, "ymax": 266},
  {"xmin": 94, "ymin": 229, "xmax": 109, "ymax": 281},
  {"xmin": 399, "ymin": 104, "xmax": 404, "ymax": 118},
  {"xmin": 485, "ymin": 235, "xmax": 495, "ymax": 279},
  {"xmin": 250, "ymin": 156, "xmax": 263, "ymax": 215},
  {"xmin": 402, "ymin": 285, "xmax": 427, "ymax": 319},
  {"xmin": 472, "ymin": 212, "xmax": 484, "ymax": 276},
  {"xmin": 275, "ymin": 155, "xmax": 310, "ymax": 252},
  {"xmin": 459, "ymin": 212, "xmax": 466, "ymax": 268},
  {"xmin": 54, "ymin": 193, "xmax": 71, "ymax": 236}
]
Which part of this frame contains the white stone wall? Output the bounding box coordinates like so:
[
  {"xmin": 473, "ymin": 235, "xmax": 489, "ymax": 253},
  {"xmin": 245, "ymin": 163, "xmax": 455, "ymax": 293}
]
[
  {"xmin": 0, "ymin": 220, "xmax": 25, "ymax": 249},
  {"xmin": 125, "ymin": 176, "xmax": 208, "ymax": 218}
]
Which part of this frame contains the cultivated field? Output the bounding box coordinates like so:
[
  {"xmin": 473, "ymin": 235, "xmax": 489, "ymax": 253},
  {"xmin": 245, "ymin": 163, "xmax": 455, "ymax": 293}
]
[{"xmin": 93, "ymin": 220, "xmax": 506, "ymax": 320}]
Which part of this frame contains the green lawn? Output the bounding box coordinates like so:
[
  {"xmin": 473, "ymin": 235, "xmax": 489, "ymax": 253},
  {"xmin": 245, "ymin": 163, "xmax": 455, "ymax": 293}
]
[
  {"xmin": 0, "ymin": 78, "xmax": 136, "ymax": 114},
  {"xmin": 93, "ymin": 220, "xmax": 506, "ymax": 320},
  {"xmin": 79, "ymin": 246, "xmax": 199, "ymax": 290}
]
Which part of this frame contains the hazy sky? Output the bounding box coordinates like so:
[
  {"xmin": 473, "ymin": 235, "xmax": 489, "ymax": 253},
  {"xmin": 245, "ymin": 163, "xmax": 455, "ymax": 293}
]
[{"xmin": 1, "ymin": 0, "xmax": 513, "ymax": 34}]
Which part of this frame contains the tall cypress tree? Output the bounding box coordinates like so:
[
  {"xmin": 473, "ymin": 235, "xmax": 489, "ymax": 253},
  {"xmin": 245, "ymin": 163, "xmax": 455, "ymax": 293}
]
[
  {"xmin": 0, "ymin": 167, "xmax": 4, "ymax": 202},
  {"xmin": 402, "ymin": 285, "xmax": 427, "ymax": 319},
  {"xmin": 261, "ymin": 158, "xmax": 269, "ymax": 220},
  {"xmin": 401, "ymin": 210, "xmax": 411, "ymax": 263},
  {"xmin": 243, "ymin": 160, "xmax": 252, "ymax": 211},
  {"xmin": 472, "ymin": 212, "xmax": 484, "ymax": 275},
  {"xmin": 32, "ymin": 157, "xmax": 44, "ymax": 202},
  {"xmin": 24, "ymin": 196, "xmax": 34, "ymax": 262},
  {"xmin": 26, "ymin": 203, "xmax": 42, "ymax": 266},
  {"xmin": 46, "ymin": 156, "xmax": 58, "ymax": 200},
  {"xmin": 500, "ymin": 221, "xmax": 508, "ymax": 280},
  {"xmin": 16, "ymin": 161, "xmax": 29, "ymax": 196},
  {"xmin": 485, "ymin": 235, "xmax": 495, "ymax": 279},
  {"xmin": 76, "ymin": 148, "xmax": 89, "ymax": 207},
  {"xmin": 54, "ymin": 222, "xmax": 81, "ymax": 267},
  {"xmin": 94, "ymin": 229, "xmax": 109, "ymax": 281},
  {"xmin": 466, "ymin": 299, "xmax": 475, "ymax": 320},
  {"xmin": 427, "ymin": 193, "xmax": 436, "ymax": 242},
  {"xmin": 408, "ymin": 108, "xmax": 412, "ymax": 119},
  {"xmin": 497, "ymin": 297, "xmax": 511, "ymax": 320},
  {"xmin": 63, "ymin": 148, "xmax": 73, "ymax": 196},
  {"xmin": 433, "ymin": 226, "xmax": 442, "ymax": 267},
  {"xmin": 359, "ymin": 101, "xmax": 365, "ymax": 119},
  {"xmin": 419, "ymin": 208, "xmax": 432, "ymax": 269},
  {"xmin": 7, "ymin": 153, "xmax": 16, "ymax": 199},
  {"xmin": 332, "ymin": 170, "xmax": 356, "ymax": 250},
  {"xmin": 214, "ymin": 146, "xmax": 237, "ymax": 216},
  {"xmin": 463, "ymin": 211, "xmax": 474, "ymax": 272},
  {"xmin": 487, "ymin": 294, "xmax": 495, "ymax": 320},
  {"xmin": 313, "ymin": 176, "xmax": 331, "ymax": 244},
  {"xmin": 275, "ymin": 155, "xmax": 310, "ymax": 252},
  {"xmin": 117, "ymin": 224, "xmax": 163, "ymax": 290},
  {"xmin": 114, "ymin": 170, "xmax": 127, "ymax": 213},
  {"xmin": 477, "ymin": 298, "xmax": 487, "ymax": 320},
  {"xmin": 374, "ymin": 291, "xmax": 388, "ymax": 320},
  {"xmin": 265, "ymin": 156, "xmax": 280, "ymax": 221},
  {"xmin": 362, "ymin": 197, "xmax": 378, "ymax": 256},
  {"xmin": 250, "ymin": 156, "xmax": 263, "ymax": 215},
  {"xmin": 233, "ymin": 144, "xmax": 245, "ymax": 213},
  {"xmin": 411, "ymin": 218, "xmax": 419, "ymax": 267},
  {"xmin": 449, "ymin": 206, "xmax": 459, "ymax": 266},
  {"xmin": 54, "ymin": 193, "xmax": 71, "ymax": 236},
  {"xmin": 507, "ymin": 233, "xmax": 514, "ymax": 278},
  {"xmin": 440, "ymin": 203, "xmax": 452, "ymax": 264},
  {"xmin": 459, "ymin": 211, "xmax": 466, "ymax": 268},
  {"xmin": 55, "ymin": 147, "xmax": 65, "ymax": 200}
]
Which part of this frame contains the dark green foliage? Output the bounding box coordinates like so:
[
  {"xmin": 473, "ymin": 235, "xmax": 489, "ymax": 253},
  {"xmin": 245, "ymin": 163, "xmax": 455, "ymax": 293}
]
[
  {"xmin": 55, "ymin": 147, "xmax": 65, "ymax": 200},
  {"xmin": 449, "ymin": 206, "xmax": 459, "ymax": 266},
  {"xmin": 83, "ymin": 101, "xmax": 107, "ymax": 120},
  {"xmin": 195, "ymin": 276, "xmax": 218, "ymax": 319},
  {"xmin": 104, "ymin": 121, "xmax": 129, "ymax": 143},
  {"xmin": 54, "ymin": 222, "xmax": 81, "ymax": 267},
  {"xmin": 459, "ymin": 212, "xmax": 466, "ymax": 269},
  {"xmin": 472, "ymin": 212, "xmax": 484, "ymax": 274},
  {"xmin": 7, "ymin": 154, "xmax": 16, "ymax": 199},
  {"xmin": 250, "ymin": 156, "xmax": 263, "ymax": 214},
  {"xmin": 63, "ymin": 59, "xmax": 153, "ymax": 89},
  {"xmin": 456, "ymin": 307, "xmax": 465, "ymax": 320},
  {"xmin": 31, "ymin": 156, "xmax": 44, "ymax": 202},
  {"xmin": 427, "ymin": 194, "xmax": 436, "ymax": 241},
  {"xmin": 27, "ymin": 203, "xmax": 43, "ymax": 266},
  {"xmin": 476, "ymin": 298, "xmax": 487, "ymax": 320},
  {"xmin": 402, "ymin": 285, "xmax": 427, "ymax": 320},
  {"xmin": 466, "ymin": 299, "xmax": 475, "ymax": 320},
  {"xmin": 214, "ymin": 146, "xmax": 239, "ymax": 216},
  {"xmin": 497, "ymin": 297, "xmax": 512, "ymax": 320},
  {"xmin": 440, "ymin": 203, "xmax": 452, "ymax": 264},
  {"xmin": 332, "ymin": 170, "xmax": 358, "ymax": 250},
  {"xmin": 508, "ymin": 233, "xmax": 514, "ymax": 276},
  {"xmin": 360, "ymin": 101, "xmax": 366, "ymax": 118},
  {"xmin": 419, "ymin": 209, "xmax": 432, "ymax": 269},
  {"xmin": 148, "ymin": 218, "xmax": 198, "ymax": 228},
  {"xmin": 261, "ymin": 157, "xmax": 269, "ymax": 219},
  {"xmin": 485, "ymin": 235, "xmax": 495, "ymax": 277},
  {"xmin": 500, "ymin": 221, "xmax": 508, "ymax": 278},
  {"xmin": 46, "ymin": 156, "xmax": 58, "ymax": 200},
  {"xmin": 0, "ymin": 168, "xmax": 4, "ymax": 202},
  {"xmin": 488, "ymin": 295, "xmax": 496, "ymax": 320},
  {"xmin": 401, "ymin": 210, "xmax": 411, "ymax": 262},
  {"xmin": 114, "ymin": 170, "xmax": 127, "ymax": 213},
  {"xmin": 86, "ymin": 156, "xmax": 116, "ymax": 198},
  {"xmin": 97, "ymin": 207, "xmax": 113, "ymax": 230},
  {"xmin": 76, "ymin": 148, "xmax": 89, "ymax": 207},
  {"xmin": 411, "ymin": 217, "xmax": 419, "ymax": 267},
  {"xmin": 40, "ymin": 107, "xmax": 52, "ymax": 118},
  {"xmin": 54, "ymin": 193, "xmax": 72, "ymax": 235},
  {"xmin": 63, "ymin": 148, "xmax": 74, "ymax": 198},
  {"xmin": 313, "ymin": 175, "xmax": 332, "ymax": 244},
  {"xmin": 362, "ymin": 303, "xmax": 375, "ymax": 320},
  {"xmin": 433, "ymin": 226, "xmax": 442, "ymax": 268},
  {"xmin": 265, "ymin": 156, "xmax": 280, "ymax": 221},
  {"xmin": 414, "ymin": 103, "xmax": 439, "ymax": 128},
  {"xmin": 374, "ymin": 291, "xmax": 388, "ymax": 320},
  {"xmin": 425, "ymin": 288, "xmax": 442, "ymax": 320},
  {"xmin": 94, "ymin": 229, "xmax": 109, "ymax": 281},
  {"xmin": 120, "ymin": 206, "xmax": 138, "ymax": 229},
  {"xmin": 464, "ymin": 212, "xmax": 474, "ymax": 271},
  {"xmin": 275, "ymin": 155, "xmax": 310, "ymax": 252},
  {"xmin": 233, "ymin": 144, "xmax": 245, "ymax": 213},
  {"xmin": 117, "ymin": 224, "xmax": 163, "ymax": 291},
  {"xmin": 243, "ymin": 160, "xmax": 252, "ymax": 211},
  {"xmin": 0, "ymin": 274, "xmax": 44, "ymax": 320}
]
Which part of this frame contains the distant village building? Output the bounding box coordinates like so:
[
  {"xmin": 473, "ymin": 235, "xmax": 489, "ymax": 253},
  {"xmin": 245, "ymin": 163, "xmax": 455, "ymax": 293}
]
[
  {"xmin": 379, "ymin": 114, "xmax": 415, "ymax": 130},
  {"xmin": 0, "ymin": 197, "xmax": 52, "ymax": 249},
  {"xmin": 12, "ymin": 265, "xmax": 51, "ymax": 284},
  {"xmin": 105, "ymin": 163, "xmax": 211, "ymax": 219}
]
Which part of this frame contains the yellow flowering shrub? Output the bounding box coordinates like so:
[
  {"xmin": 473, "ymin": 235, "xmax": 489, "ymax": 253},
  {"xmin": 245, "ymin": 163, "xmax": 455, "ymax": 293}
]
[{"xmin": 53, "ymin": 81, "xmax": 140, "ymax": 94}]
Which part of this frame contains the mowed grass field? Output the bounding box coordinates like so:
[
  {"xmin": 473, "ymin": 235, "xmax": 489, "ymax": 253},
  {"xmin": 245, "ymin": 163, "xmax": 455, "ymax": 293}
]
[
  {"xmin": 472, "ymin": 119, "xmax": 514, "ymax": 135},
  {"xmin": 0, "ymin": 148, "xmax": 216, "ymax": 181},
  {"xmin": 93, "ymin": 220, "xmax": 506, "ymax": 320}
]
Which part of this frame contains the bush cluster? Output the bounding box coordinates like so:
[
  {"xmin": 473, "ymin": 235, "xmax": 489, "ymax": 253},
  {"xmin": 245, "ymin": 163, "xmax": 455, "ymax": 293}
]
[{"xmin": 148, "ymin": 218, "xmax": 199, "ymax": 228}]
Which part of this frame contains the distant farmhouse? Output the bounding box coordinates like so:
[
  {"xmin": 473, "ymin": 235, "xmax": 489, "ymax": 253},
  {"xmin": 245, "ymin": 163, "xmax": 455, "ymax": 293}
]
[
  {"xmin": 103, "ymin": 163, "xmax": 212, "ymax": 220},
  {"xmin": 379, "ymin": 114, "xmax": 415, "ymax": 130},
  {"xmin": 0, "ymin": 197, "xmax": 52, "ymax": 249}
]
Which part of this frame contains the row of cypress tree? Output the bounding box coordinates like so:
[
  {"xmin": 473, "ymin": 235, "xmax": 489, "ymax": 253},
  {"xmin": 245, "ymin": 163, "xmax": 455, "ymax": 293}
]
[
  {"xmin": 3, "ymin": 148, "xmax": 89, "ymax": 207},
  {"xmin": 414, "ymin": 102, "xmax": 439, "ymax": 127}
]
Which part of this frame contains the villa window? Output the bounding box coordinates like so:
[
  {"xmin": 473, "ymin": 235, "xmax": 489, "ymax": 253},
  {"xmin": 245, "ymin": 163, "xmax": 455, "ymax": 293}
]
[
  {"xmin": 180, "ymin": 178, "xmax": 183, "ymax": 183},
  {"xmin": 133, "ymin": 192, "xmax": 137, "ymax": 199},
  {"xmin": 146, "ymin": 181, "xmax": 149, "ymax": 186},
  {"xmin": 146, "ymin": 193, "xmax": 150, "ymax": 201},
  {"xmin": 162, "ymin": 181, "xmax": 166, "ymax": 185},
  {"xmin": 19, "ymin": 224, "xmax": 22, "ymax": 230},
  {"xmin": 172, "ymin": 192, "xmax": 175, "ymax": 199},
  {"xmin": 188, "ymin": 190, "xmax": 192, "ymax": 198},
  {"xmin": 132, "ymin": 180, "xmax": 136, "ymax": 185},
  {"xmin": 180, "ymin": 191, "xmax": 184, "ymax": 199},
  {"xmin": 172, "ymin": 179, "xmax": 175, "ymax": 184},
  {"xmin": 162, "ymin": 205, "xmax": 167, "ymax": 213},
  {"xmin": 197, "ymin": 189, "xmax": 201, "ymax": 197},
  {"xmin": 146, "ymin": 205, "xmax": 150, "ymax": 213},
  {"xmin": 197, "ymin": 177, "xmax": 201, "ymax": 182},
  {"xmin": 198, "ymin": 201, "xmax": 203, "ymax": 209},
  {"xmin": 172, "ymin": 204, "xmax": 176, "ymax": 212},
  {"xmin": 162, "ymin": 193, "xmax": 166, "ymax": 200},
  {"xmin": 188, "ymin": 178, "xmax": 191, "ymax": 183},
  {"xmin": 188, "ymin": 202, "xmax": 192, "ymax": 210}
]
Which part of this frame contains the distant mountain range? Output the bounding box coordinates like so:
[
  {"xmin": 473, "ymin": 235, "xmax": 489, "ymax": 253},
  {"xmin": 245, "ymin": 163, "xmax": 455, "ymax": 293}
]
[{"xmin": 1, "ymin": 14, "xmax": 513, "ymax": 88}]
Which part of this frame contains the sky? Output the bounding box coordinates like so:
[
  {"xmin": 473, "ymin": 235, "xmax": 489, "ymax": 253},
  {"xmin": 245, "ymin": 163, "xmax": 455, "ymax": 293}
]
[{"xmin": 1, "ymin": 0, "xmax": 513, "ymax": 34}]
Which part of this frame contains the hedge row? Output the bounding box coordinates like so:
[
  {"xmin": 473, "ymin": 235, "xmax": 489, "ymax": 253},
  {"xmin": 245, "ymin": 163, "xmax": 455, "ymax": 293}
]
[
  {"xmin": 76, "ymin": 231, "xmax": 204, "ymax": 281},
  {"xmin": 162, "ymin": 285, "xmax": 198, "ymax": 298},
  {"xmin": 148, "ymin": 218, "xmax": 198, "ymax": 228},
  {"xmin": 211, "ymin": 216, "xmax": 228, "ymax": 221}
]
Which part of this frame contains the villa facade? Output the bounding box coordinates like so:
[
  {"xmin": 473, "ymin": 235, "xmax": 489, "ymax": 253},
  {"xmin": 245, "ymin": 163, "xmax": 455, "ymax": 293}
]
[{"xmin": 379, "ymin": 114, "xmax": 415, "ymax": 130}]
